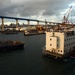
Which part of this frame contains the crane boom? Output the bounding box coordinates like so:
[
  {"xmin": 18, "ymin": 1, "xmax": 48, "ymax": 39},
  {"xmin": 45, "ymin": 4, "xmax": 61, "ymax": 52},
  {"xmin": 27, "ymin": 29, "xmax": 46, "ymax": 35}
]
[{"xmin": 62, "ymin": 5, "xmax": 72, "ymax": 24}]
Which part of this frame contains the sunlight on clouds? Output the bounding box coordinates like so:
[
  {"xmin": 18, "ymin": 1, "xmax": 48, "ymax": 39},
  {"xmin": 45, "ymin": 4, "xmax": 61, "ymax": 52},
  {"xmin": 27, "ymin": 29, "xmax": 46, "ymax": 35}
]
[
  {"xmin": 49, "ymin": 15, "xmax": 61, "ymax": 22},
  {"xmin": 29, "ymin": 10, "xmax": 46, "ymax": 21},
  {"xmin": 0, "ymin": 0, "xmax": 75, "ymax": 24},
  {"xmin": 30, "ymin": 15, "xmax": 37, "ymax": 19},
  {"xmin": 37, "ymin": 10, "xmax": 46, "ymax": 20},
  {"xmin": 68, "ymin": 2, "xmax": 75, "ymax": 11},
  {"xmin": 69, "ymin": 3, "xmax": 75, "ymax": 7}
]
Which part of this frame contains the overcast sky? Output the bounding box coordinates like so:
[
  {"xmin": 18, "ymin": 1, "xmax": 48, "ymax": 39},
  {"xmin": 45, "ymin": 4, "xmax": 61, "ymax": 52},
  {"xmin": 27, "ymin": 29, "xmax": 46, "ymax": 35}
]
[{"xmin": 0, "ymin": 0, "xmax": 75, "ymax": 24}]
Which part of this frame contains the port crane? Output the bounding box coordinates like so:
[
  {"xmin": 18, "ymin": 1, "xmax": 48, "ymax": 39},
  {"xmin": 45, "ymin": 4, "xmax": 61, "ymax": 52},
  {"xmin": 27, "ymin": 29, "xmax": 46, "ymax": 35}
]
[{"xmin": 62, "ymin": 5, "xmax": 72, "ymax": 24}]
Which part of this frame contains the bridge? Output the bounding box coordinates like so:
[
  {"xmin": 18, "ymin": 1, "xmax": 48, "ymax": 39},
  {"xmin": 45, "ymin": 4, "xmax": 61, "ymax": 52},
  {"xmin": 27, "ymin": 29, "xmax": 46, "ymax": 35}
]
[{"xmin": 0, "ymin": 16, "xmax": 61, "ymax": 31}]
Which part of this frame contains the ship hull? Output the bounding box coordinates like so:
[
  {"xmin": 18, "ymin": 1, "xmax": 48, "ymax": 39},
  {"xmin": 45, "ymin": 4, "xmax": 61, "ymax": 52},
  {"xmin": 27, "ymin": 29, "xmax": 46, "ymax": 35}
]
[
  {"xmin": 24, "ymin": 32, "xmax": 45, "ymax": 36},
  {"xmin": 0, "ymin": 41, "xmax": 24, "ymax": 52},
  {"xmin": 43, "ymin": 47, "xmax": 75, "ymax": 59}
]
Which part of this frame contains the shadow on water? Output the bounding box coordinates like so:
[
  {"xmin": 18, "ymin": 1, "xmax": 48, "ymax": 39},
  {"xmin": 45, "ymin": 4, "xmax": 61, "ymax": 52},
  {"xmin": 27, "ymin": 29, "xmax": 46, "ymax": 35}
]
[
  {"xmin": 42, "ymin": 56, "xmax": 75, "ymax": 75},
  {"xmin": 0, "ymin": 48, "xmax": 25, "ymax": 55}
]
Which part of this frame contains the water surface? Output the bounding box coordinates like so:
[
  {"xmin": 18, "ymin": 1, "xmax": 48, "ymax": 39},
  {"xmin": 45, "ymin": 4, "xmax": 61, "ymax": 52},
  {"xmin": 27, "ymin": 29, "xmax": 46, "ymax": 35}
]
[{"xmin": 0, "ymin": 33, "xmax": 75, "ymax": 75}]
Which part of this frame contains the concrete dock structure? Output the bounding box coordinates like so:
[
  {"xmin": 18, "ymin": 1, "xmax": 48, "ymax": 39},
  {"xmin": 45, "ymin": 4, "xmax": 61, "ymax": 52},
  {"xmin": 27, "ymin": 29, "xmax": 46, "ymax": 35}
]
[
  {"xmin": 16, "ymin": 19, "xmax": 18, "ymax": 28},
  {"xmin": 1, "ymin": 18, "xmax": 4, "ymax": 31}
]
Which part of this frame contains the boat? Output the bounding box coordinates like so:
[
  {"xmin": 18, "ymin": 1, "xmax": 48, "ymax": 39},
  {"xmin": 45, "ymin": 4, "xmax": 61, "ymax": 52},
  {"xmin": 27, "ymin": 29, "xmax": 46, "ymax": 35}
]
[
  {"xmin": 0, "ymin": 40, "xmax": 24, "ymax": 52},
  {"xmin": 4, "ymin": 31, "xmax": 18, "ymax": 34},
  {"xmin": 43, "ymin": 6, "xmax": 75, "ymax": 59},
  {"xmin": 5, "ymin": 31, "xmax": 18, "ymax": 34},
  {"xmin": 24, "ymin": 29, "xmax": 38, "ymax": 36},
  {"xmin": 24, "ymin": 29, "xmax": 45, "ymax": 36},
  {"xmin": 43, "ymin": 24, "xmax": 75, "ymax": 59}
]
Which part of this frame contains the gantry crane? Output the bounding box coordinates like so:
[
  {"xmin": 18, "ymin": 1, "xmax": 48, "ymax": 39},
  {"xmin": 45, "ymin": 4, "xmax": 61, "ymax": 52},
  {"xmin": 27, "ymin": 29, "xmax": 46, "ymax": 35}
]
[{"xmin": 62, "ymin": 5, "xmax": 72, "ymax": 24}]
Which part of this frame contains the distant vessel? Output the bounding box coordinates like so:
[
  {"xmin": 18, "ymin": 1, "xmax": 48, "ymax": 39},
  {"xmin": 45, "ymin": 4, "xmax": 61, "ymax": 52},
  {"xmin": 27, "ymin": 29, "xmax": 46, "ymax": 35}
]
[
  {"xmin": 4, "ymin": 30, "xmax": 18, "ymax": 34},
  {"xmin": 24, "ymin": 29, "xmax": 38, "ymax": 36},
  {"xmin": 24, "ymin": 29, "xmax": 44, "ymax": 36},
  {"xmin": 0, "ymin": 40, "xmax": 24, "ymax": 52},
  {"xmin": 5, "ymin": 31, "xmax": 18, "ymax": 34}
]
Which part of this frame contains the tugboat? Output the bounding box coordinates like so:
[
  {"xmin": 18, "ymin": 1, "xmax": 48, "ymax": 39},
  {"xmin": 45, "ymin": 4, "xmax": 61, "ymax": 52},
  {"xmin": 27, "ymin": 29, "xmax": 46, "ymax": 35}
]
[
  {"xmin": 24, "ymin": 29, "xmax": 38, "ymax": 36},
  {"xmin": 0, "ymin": 40, "xmax": 24, "ymax": 52},
  {"xmin": 4, "ymin": 30, "xmax": 18, "ymax": 34}
]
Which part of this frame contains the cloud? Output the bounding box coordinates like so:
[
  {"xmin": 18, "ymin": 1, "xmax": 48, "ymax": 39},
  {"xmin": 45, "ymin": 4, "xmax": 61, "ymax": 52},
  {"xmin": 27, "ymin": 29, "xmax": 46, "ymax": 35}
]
[{"xmin": 0, "ymin": 0, "xmax": 75, "ymax": 23}]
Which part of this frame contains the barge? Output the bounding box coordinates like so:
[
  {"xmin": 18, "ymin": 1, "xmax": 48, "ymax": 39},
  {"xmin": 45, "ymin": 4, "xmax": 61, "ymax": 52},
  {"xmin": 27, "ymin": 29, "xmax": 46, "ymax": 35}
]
[
  {"xmin": 0, "ymin": 40, "xmax": 24, "ymax": 52},
  {"xmin": 43, "ymin": 25, "xmax": 75, "ymax": 59},
  {"xmin": 24, "ymin": 30, "xmax": 45, "ymax": 36}
]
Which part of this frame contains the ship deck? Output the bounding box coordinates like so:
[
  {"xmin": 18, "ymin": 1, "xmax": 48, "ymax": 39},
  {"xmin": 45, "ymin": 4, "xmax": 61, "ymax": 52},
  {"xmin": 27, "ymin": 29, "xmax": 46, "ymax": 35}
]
[{"xmin": 43, "ymin": 47, "xmax": 75, "ymax": 59}]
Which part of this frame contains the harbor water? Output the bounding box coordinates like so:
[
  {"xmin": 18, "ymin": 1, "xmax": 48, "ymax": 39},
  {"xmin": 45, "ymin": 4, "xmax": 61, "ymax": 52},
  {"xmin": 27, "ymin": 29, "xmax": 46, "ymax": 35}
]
[{"xmin": 0, "ymin": 33, "xmax": 75, "ymax": 75}]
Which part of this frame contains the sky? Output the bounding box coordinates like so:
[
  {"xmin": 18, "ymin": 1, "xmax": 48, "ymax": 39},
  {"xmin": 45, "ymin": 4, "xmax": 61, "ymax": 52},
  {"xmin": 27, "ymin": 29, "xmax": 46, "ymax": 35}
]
[{"xmin": 0, "ymin": 0, "xmax": 75, "ymax": 24}]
